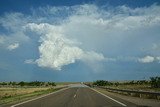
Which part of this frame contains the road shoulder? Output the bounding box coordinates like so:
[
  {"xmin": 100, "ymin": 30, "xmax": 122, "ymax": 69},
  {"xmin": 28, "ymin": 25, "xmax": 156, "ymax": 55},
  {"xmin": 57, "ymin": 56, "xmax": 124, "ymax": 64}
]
[{"xmin": 94, "ymin": 87, "xmax": 160, "ymax": 107}]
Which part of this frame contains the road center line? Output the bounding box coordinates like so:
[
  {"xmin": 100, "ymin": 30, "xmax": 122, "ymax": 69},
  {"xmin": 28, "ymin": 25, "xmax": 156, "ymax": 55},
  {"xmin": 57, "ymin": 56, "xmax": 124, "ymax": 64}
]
[
  {"xmin": 73, "ymin": 88, "xmax": 79, "ymax": 98},
  {"xmin": 10, "ymin": 87, "xmax": 70, "ymax": 107},
  {"xmin": 90, "ymin": 88, "xmax": 127, "ymax": 107}
]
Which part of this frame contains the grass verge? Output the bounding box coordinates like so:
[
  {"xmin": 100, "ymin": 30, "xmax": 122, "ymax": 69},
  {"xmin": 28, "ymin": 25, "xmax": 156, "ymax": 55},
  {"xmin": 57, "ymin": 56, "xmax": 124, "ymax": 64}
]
[{"xmin": 0, "ymin": 87, "xmax": 64, "ymax": 106}]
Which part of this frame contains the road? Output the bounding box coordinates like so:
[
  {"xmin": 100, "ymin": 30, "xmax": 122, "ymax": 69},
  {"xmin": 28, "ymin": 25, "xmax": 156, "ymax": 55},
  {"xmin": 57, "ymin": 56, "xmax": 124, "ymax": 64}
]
[{"xmin": 11, "ymin": 84, "xmax": 138, "ymax": 107}]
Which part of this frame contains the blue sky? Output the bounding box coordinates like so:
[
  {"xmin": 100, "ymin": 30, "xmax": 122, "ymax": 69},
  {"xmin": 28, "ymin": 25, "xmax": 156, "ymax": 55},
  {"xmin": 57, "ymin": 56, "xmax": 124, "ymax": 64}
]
[{"xmin": 0, "ymin": 0, "xmax": 160, "ymax": 82}]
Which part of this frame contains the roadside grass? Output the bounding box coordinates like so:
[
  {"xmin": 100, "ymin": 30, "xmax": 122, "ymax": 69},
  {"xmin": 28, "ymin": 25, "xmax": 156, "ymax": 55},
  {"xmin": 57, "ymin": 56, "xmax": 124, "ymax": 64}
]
[
  {"xmin": 95, "ymin": 87, "xmax": 160, "ymax": 100},
  {"xmin": 107, "ymin": 84, "xmax": 160, "ymax": 92},
  {"xmin": 0, "ymin": 87, "xmax": 63, "ymax": 105},
  {"xmin": 95, "ymin": 85, "xmax": 160, "ymax": 100}
]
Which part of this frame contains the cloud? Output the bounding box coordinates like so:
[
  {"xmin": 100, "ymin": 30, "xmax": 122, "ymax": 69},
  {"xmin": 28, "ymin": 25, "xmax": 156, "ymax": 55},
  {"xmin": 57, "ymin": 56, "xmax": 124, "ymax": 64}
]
[
  {"xmin": 23, "ymin": 4, "xmax": 160, "ymax": 70},
  {"xmin": 0, "ymin": 36, "xmax": 5, "ymax": 44},
  {"xmin": 24, "ymin": 59, "xmax": 35, "ymax": 64},
  {"xmin": 138, "ymin": 56, "xmax": 160, "ymax": 63},
  {"xmin": 1, "ymin": 4, "xmax": 160, "ymax": 72},
  {"xmin": 156, "ymin": 56, "xmax": 160, "ymax": 63},
  {"xmin": 0, "ymin": 13, "xmax": 29, "ymax": 50},
  {"xmin": 138, "ymin": 56, "xmax": 155, "ymax": 63},
  {"xmin": 26, "ymin": 23, "xmax": 105, "ymax": 70},
  {"xmin": 7, "ymin": 43, "xmax": 19, "ymax": 51}
]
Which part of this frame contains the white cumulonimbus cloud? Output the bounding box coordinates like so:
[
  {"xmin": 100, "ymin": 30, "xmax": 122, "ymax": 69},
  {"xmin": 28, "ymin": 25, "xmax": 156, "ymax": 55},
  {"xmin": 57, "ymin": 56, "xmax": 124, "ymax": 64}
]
[
  {"xmin": 7, "ymin": 43, "xmax": 19, "ymax": 51},
  {"xmin": 25, "ymin": 23, "xmax": 105, "ymax": 70}
]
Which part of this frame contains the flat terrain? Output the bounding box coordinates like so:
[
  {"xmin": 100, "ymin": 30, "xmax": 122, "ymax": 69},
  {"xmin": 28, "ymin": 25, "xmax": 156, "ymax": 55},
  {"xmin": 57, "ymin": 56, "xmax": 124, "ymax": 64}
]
[
  {"xmin": 0, "ymin": 87, "xmax": 49, "ymax": 98},
  {"xmin": 0, "ymin": 86, "xmax": 63, "ymax": 106},
  {"xmin": 9, "ymin": 84, "xmax": 137, "ymax": 107},
  {"xmin": 107, "ymin": 84, "xmax": 160, "ymax": 92},
  {"xmin": 1, "ymin": 84, "xmax": 160, "ymax": 107}
]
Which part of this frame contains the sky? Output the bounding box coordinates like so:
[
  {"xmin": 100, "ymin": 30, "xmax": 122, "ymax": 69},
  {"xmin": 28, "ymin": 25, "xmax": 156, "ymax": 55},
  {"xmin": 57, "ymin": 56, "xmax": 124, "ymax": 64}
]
[{"xmin": 0, "ymin": 0, "xmax": 160, "ymax": 82}]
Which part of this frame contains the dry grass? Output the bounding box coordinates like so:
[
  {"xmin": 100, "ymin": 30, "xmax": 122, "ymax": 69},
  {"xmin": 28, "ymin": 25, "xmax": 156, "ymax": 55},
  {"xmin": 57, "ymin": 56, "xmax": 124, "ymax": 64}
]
[
  {"xmin": 0, "ymin": 87, "xmax": 50, "ymax": 99},
  {"xmin": 108, "ymin": 84, "xmax": 160, "ymax": 92},
  {"xmin": 0, "ymin": 85, "xmax": 67, "ymax": 105}
]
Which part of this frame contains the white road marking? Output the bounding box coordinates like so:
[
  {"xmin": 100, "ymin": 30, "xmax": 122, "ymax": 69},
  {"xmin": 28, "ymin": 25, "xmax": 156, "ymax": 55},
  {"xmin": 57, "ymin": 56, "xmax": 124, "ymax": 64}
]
[
  {"xmin": 90, "ymin": 88, "xmax": 127, "ymax": 107},
  {"xmin": 10, "ymin": 87, "xmax": 69, "ymax": 107},
  {"xmin": 73, "ymin": 88, "xmax": 79, "ymax": 98}
]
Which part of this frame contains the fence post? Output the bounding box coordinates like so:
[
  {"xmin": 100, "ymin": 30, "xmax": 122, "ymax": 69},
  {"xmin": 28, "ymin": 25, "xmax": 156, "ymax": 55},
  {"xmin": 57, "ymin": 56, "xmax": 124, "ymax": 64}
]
[{"xmin": 139, "ymin": 94, "xmax": 142, "ymax": 98}]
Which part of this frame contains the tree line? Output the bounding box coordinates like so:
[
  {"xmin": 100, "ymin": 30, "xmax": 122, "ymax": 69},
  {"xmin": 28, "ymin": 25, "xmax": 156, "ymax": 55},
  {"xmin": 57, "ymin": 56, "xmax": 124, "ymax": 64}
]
[
  {"xmin": 92, "ymin": 76, "xmax": 160, "ymax": 88},
  {"xmin": 0, "ymin": 81, "xmax": 56, "ymax": 87}
]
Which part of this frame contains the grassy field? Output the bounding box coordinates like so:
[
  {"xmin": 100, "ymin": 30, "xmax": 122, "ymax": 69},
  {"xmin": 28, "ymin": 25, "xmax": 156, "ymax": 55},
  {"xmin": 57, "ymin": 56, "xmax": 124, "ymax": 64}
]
[
  {"xmin": 0, "ymin": 87, "xmax": 63, "ymax": 105},
  {"xmin": 107, "ymin": 84, "xmax": 160, "ymax": 92}
]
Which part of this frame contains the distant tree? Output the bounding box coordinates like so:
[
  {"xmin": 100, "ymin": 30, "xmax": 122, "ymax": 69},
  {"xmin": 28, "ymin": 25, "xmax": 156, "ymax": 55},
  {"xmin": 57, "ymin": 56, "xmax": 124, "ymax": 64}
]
[
  {"xmin": 129, "ymin": 80, "xmax": 135, "ymax": 85},
  {"xmin": 136, "ymin": 80, "xmax": 148, "ymax": 85},
  {"xmin": 150, "ymin": 77, "xmax": 160, "ymax": 88},
  {"xmin": 48, "ymin": 82, "xmax": 56, "ymax": 86},
  {"xmin": 93, "ymin": 80, "xmax": 112, "ymax": 86},
  {"xmin": 18, "ymin": 81, "xmax": 25, "ymax": 86},
  {"xmin": 114, "ymin": 82, "xmax": 119, "ymax": 86},
  {"xmin": 0, "ymin": 82, "xmax": 7, "ymax": 85},
  {"xmin": 0, "ymin": 81, "xmax": 56, "ymax": 87},
  {"xmin": 9, "ymin": 82, "xmax": 17, "ymax": 86}
]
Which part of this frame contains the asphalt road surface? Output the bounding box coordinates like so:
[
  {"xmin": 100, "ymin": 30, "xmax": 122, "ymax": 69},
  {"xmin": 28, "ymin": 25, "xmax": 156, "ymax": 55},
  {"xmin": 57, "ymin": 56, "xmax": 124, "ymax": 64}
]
[{"xmin": 11, "ymin": 84, "xmax": 138, "ymax": 107}]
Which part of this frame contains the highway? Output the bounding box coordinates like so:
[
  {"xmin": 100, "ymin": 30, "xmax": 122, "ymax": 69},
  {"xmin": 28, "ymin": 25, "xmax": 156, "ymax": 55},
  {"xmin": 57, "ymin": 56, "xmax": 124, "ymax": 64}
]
[{"xmin": 10, "ymin": 84, "xmax": 137, "ymax": 107}]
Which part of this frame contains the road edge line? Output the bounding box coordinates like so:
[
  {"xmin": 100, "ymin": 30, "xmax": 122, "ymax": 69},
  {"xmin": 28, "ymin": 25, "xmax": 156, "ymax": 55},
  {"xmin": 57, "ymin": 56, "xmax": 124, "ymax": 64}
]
[
  {"xmin": 10, "ymin": 87, "xmax": 69, "ymax": 107},
  {"xmin": 90, "ymin": 88, "xmax": 127, "ymax": 107}
]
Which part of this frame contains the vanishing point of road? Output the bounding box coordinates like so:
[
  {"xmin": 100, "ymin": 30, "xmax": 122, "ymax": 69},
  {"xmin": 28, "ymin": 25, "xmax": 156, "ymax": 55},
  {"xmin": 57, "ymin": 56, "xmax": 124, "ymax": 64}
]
[{"xmin": 10, "ymin": 84, "xmax": 140, "ymax": 107}]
